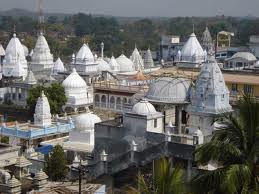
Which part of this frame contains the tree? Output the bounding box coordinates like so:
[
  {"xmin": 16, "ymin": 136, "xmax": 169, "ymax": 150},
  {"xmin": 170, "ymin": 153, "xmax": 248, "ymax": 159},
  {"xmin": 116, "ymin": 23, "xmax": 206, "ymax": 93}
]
[
  {"xmin": 45, "ymin": 145, "xmax": 68, "ymax": 181},
  {"xmin": 128, "ymin": 158, "xmax": 185, "ymax": 194},
  {"xmin": 27, "ymin": 83, "xmax": 67, "ymax": 117},
  {"xmin": 191, "ymin": 94, "xmax": 259, "ymax": 194}
]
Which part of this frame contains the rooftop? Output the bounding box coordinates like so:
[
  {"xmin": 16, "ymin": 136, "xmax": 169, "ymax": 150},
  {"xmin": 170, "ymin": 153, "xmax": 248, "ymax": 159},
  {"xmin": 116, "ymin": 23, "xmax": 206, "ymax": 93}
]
[{"xmin": 151, "ymin": 67, "xmax": 259, "ymax": 86}]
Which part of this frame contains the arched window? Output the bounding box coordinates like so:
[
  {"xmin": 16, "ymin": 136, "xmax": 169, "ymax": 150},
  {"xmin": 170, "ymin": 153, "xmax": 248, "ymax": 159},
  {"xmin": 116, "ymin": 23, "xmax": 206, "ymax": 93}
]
[
  {"xmin": 101, "ymin": 95, "xmax": 107, "ymax": 108},
  {"xmin": 116, "ymin": 97, "xmax": 122, "ymax": 110},
  {"xmin": 94, "ymin": 95, "xmax": 100, "ymax": 107},
  {"xmin": 110, "ymin": 96, "xmax": 115, "ymax": 109},
  {"xmin": 123, "ymin": 97, "xmax": 127, "ymax": 104}
]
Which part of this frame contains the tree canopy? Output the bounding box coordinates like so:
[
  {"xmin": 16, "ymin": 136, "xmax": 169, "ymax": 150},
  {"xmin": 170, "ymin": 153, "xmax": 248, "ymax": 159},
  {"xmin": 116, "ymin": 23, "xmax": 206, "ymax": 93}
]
[
  {"xmin": 127, "ymin": 158, "xmax": 185, "ymax": 194},
  {"xmin": 191, "ymin": 94, "xmax": 259, "ymax": 194},
  {"xmin": 45, "ymin": 144, "xmax": 68, "ymax": 181},
  {"xmin": 27, "ymin": 83, "xmax": 67, "ymax": 117}
]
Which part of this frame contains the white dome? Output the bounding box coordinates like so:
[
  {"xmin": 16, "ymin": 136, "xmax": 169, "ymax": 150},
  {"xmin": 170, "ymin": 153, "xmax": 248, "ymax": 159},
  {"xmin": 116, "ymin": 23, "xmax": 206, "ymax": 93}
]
[
  {"xmin": 22, "ymin": 44, "xmax": 29, "ymax": 56},
  {"xmin": 74, "ymin": 112, "xmax": 101, "ymax": 131},
  {"xmin": 109, "ymin": 56, "xmax": 120, "ymax": 72},
  {"xmin": 53, "ymin": 57, "xmax": 65, "ymax": 74},
  {"xmin": 62, "ymin": 68, "xmax": 86, "ymax": 89},
  {"xmin": 96, "ymin": 58, "xmax": 111, "ymax": 72},
  {"xmin": 146, "ymin": 77, "xmax": 191, "ymax": 104},
  {"xmin": 230, "ymin": 52, "xmax": 257, "ymax": 61},
  {"xmin": 76, "ymin": 43, "xmax": 94, "ymax": 64},
  {"xmin": 132, "ymin": 99, "xmax": 157, "ymax": 116},
  {"xmin": 116, "ymin": 54, "xmax": 135, "ymax": 72},
  {"xmin": 181, "ymin": 33, "xmax": 205, "ymax": 63}
]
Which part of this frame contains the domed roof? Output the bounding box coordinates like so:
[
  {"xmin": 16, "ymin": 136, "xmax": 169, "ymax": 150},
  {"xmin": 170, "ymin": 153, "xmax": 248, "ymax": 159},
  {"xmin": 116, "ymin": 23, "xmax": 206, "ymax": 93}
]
[
  {"xmin": 109, "ymin": 56, "xmax": 120, "ymax": 72},
  {"xmin": 96, "ymin": 58, "xmax": 111, "ymax": 72},
  {"xmin": 74, "ymin": 111, "xmax": 101, "ymax": 131},
  {"xmin": 131, "ymin": 47, "xmax": 144, "ymax": 71},
  {"xmin": 53, "ymin": 57, "xmax": 65, "ymax": 74},
  {"xmin": 62, "ymin": 68, "xmax": 87, "ymax": 89},
  {"xmin": 116, "ymin": 54, "xmax": 135, "ymax": 72},
  {"xmin": 76, "ymin": 43, "xmax": 94, "ymax": 64},
  {"xmin": 146, "ymin": 77, "xmax": 191, "ymax": 104},
  {"xmin": 0, "ymin": 44, "xmax": 5, "ymax": 56},
  {"xmin": 181, "ymin": 33, "xmax": 205, "ymax": 63},
  {"xmin": 34, "ymin": 91, "xmax": 51, "ymax": 117},
  {"xmin": 22, "ymin": 44, "xmax": 29, "ymax": 56},
  {"xmin": 131, "ymin": 99, "xmax": 157, "ymax": 116},
  {"xmin": 144, "ymin": 48, "xmax": 154, "ymax": 68},
  {"xmin": 229, "ymin": 52, "xmax": 257, "ymax": 61}
]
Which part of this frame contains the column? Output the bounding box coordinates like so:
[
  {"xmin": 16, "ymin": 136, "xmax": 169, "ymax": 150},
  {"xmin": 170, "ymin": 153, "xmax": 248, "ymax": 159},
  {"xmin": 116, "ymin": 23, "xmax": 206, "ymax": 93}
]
[
  {"xmin": 15, "ymin": 88, "xmax": 19, "ymax": 102},
  {"xmin": 177, "ymin": 106, "xmax": 182, "ymax": 134}
]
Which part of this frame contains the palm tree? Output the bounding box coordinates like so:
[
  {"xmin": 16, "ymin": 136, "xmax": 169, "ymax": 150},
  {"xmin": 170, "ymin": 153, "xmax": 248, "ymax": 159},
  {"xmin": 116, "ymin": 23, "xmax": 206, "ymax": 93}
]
[
  {"xmin": 127, "ymin": 158, "xmax": 185, "ymax": 194},
  {"xmin": 191, "ymin": 94, "xmax": 259, "ymax": 194}
]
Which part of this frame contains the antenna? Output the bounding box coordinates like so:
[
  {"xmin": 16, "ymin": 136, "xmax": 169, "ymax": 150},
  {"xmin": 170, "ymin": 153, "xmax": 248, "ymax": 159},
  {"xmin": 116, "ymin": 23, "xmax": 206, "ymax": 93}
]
[
  {"xmin": 38, "ymin": 0, "xmax": 44, "ymax": 33},
  {"xmin": 192, "ymin": 24, "xmax": 195, "ymax": 33}
]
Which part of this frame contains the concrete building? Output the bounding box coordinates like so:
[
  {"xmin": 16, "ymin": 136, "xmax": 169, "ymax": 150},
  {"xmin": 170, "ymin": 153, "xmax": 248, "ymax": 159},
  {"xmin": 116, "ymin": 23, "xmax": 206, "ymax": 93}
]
[{"xmin": 224, "ymin": 52, "xmax": 257, "ymax": 70}]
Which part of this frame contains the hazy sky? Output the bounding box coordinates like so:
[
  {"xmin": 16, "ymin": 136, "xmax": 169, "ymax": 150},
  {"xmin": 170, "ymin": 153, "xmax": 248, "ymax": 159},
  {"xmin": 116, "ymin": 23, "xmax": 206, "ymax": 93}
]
[{"xmin": 0, "ymin": 0, "xmax": 259, "ymax": 17}]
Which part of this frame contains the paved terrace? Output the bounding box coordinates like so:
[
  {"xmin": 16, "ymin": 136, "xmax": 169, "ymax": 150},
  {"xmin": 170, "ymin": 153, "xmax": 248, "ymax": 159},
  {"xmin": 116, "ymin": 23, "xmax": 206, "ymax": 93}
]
[{"xmin": 0, "ymin": 119, "xmax": 74, "ymax": 140}]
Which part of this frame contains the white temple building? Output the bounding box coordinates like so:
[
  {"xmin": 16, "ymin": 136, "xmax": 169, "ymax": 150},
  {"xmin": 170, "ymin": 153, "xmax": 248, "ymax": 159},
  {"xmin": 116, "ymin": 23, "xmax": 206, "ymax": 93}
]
[
  {"xmin": 187, "ymin": 56, "xmax": 232, "ymax": 136},
  {"xmin": 63, "ymin": 110, "xmax": 101, "ymax": 154},
  {"xmin": 126, "ymin": 99, "xmax": 164, "ymax": 134},
  {"xmin": 109, "ymin": 56, "xmax": 120, "ymax": 72},
  {"xmin": 34, "ymin": 91, "xmax": 52, "ymax": 128},
  {"xmin": 144, "ymin": 48, "xmax": 155, "ymax": 69},
  {"xmin": 130, "ymin": 47, "xmax": 144, "ymax": 71},
  {"xmin": 3, "ymin": 33, "xmax": 28, "ymax": 79},
  {"xmin": 116, "ymin": 54, "xmax": 135, "ymax": 73},
  {"xmin": 96, "ymin": 58, "xmax": 111, "ymax": 72},
  {"xmin": 62, "ymin": 68, "xmax": 93, "ymax": 112},
  {"xmin": 178, "ymin": 33, "xmax": 206, "ymax": 68},
  {"xmin": 72, "ymin": 43, "xmax": 98, "ymax": 73},
  {"xmin": 30, "ymin": 33, "xmax": 54, "ymax": 72},
  {"xmin": 52, "ymin": 57, "xmax": 65, "ymax": 75},
  {"xmin": 201, "ymin": 27, "xmax": 214, "ymax": 54}
]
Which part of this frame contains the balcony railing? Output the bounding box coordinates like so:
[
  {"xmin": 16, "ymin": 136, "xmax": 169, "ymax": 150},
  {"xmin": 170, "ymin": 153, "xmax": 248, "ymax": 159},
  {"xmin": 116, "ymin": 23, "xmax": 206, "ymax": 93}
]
[{"xmin": 93, "ymin": 82, "xmax": 148, "ymax": 93}]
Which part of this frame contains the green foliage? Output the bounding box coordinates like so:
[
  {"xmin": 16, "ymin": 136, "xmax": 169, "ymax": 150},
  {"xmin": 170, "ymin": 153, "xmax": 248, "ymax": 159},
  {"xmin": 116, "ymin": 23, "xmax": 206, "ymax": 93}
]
[
  {"xmin": 27, "ymin": 83, "xmax": 67, "ymax": 117},
  {"xmin": 0, "ymin": 136, "xmax": 9, "ymax": 144},
  {"xmin": 191, "ymin": 94, "xmax": 259, "ymax": 194},
  {"xmin": 128, "ymin": 158, "xmax": 185, "ymax": 194},
  {"xmin": 45, "ymin": 144, "xmax": 68, "ymax": 181}
]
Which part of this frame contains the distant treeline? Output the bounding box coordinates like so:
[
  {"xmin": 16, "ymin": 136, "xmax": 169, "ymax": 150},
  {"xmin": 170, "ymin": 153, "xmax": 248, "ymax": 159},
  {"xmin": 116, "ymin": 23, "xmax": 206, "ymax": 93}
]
[{"xmin": 0, "ymin": 13, "xmax": 259, "ymax": 60}]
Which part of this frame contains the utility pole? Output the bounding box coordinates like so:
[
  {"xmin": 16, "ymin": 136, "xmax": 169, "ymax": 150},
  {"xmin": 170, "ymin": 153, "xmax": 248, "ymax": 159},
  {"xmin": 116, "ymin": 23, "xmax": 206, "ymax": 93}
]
[{"xmin": 71, "ymin": 156, "xmax": 93, "ymax": 194}]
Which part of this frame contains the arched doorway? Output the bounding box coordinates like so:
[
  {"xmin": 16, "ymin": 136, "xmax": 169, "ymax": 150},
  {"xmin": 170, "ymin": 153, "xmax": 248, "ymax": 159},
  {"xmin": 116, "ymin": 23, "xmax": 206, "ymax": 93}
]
[{"xmin": 110, "ymin": 96, "xmax": 115, "ymax": 109}]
